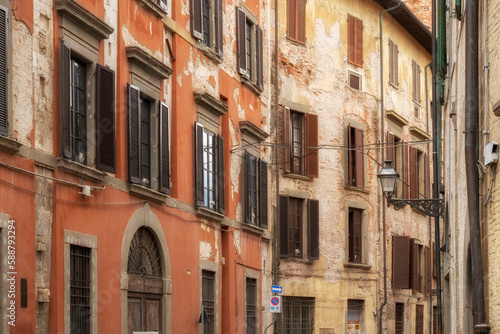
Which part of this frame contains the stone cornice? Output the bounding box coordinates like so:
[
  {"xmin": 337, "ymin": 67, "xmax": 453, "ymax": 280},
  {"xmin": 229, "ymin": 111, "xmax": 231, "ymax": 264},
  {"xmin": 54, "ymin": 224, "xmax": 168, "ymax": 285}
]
[
  {"xmin": 193, "ymin": 91, "xmax": 228, "ymax": 116},
  {"xmin": 239, "ymin": 121, "xmax": 269, "ymax": 142},
  {"xmin": 126, "ymin": 46, "xmax": 173, "ymax": 79},
  {"xmin": 386, "ymin": 110, "xmax": 409, "ymax": 127}
]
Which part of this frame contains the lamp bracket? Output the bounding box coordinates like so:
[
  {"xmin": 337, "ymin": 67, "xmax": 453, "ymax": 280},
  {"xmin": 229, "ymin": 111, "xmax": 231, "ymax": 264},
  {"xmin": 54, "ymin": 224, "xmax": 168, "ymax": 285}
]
[{"xmin": 386, "ymin": 194, "xmax": 444, "ymax": 217}]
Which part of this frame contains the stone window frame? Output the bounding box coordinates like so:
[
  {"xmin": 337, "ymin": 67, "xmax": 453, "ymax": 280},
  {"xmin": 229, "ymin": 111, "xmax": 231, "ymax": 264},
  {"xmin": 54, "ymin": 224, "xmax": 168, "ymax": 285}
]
[
  {"xmin": 199, "ymin": 260, "xmax": 219, "ymax": 334},
  {"xmin": 243, "ymin": 268, "xmax": 260, "ymax": 334},
  {"xmin": 136, "ymin": 0, "xmax": 170, "ymax": 19},
  {"xmin": 347, "ymin": 69, "xmax": 362, "ymax": 91},
  {"xmin": 0, "ymin": 214, "xmax": 10, "ymax": 334},
  {"xmin": 343, "ymin": 200, "xmax": 371, "ymax": 269},
  {"xmin": 343, "ymin": 118, "xmax": 368, "ymax": 191},
  {"xmin": 64, "ymin": 230, "xmax": 98, "ymax": 334}
]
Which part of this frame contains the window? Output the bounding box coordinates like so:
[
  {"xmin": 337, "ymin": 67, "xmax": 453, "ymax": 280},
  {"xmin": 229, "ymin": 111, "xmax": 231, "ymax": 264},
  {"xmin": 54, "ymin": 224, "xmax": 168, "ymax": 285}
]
[
  {"xmin": 386, "ymin": 131, "xmax": 404, "ymax": 197},
  {"xmin": 0, "ymin": 4, "xmax": 8, "ymax": 137},
  {"xmin": 191, "ymin": 0, "xmax": 223, "ymax": 55},
  {"xmin": 392, "ymin": 236, "xmax": 431, "ymax": 292},
  {"xmin": 237, "ymin": 7, "xmax": 263, "ymax": 90},
  {"xmin": 415, "ymin": 304, "xmax": 424, "ymax": 334},
  {"xmin": 347, "ymin": 124, "xmax": 364, "ymax": 188},
  {"xmin": 245, "ymin": 278, "xmax": 257, "ymax": 334},
  {"xmin": 279, "ymin": 196, "xmax": 319, "ymax": 260},
  {"xmin": 245, "ymin": 151, "xmax": 268, "ymax": 228},
  {"xmin": 347, "ymin": 300, "xmax": 364, "ymax": 333},
  {"xmin": 432, "ymin": 306, "xmax": 438, "ymax": 334},
  {"xmin": 389, "ymin": 39, "xmax": 399, "ymax": 87},
  {"xmin": 412, "ymin": 60, "xmax": 421, "ymax": 105},
  {"xmin": 277, "ymin": 296, "xmax": 315, "ymax": 333},
  {"xmin": 409, "ymin": 147, "xmax": 429, "ymax": 200},
  {"xmin": 281, "ymin": 107, "xmax": 319, "ymax": 177},
  {"xmin": 202, "ymin": 270, "xmax": 215, "ymax": 334},
  {"xmin": 395, "ymin": 303, "xmax": 404, "ymax": 334},
  {"xmin": 347, "ymin": 15, "xmax": 363, "ymax": 67},
  {"xmin": 287, "ymin": 0, "xmax": 306, "ymax": 44},
  {"xmin": 70, "ymin": 245, "xmax": 91, "ymax": 334},
  {"xmin": 348, "ymin": 70, "xmax": 361, "ymax": 90},
  {"xmin": 348, "ymin": 208, "xmax": 362, "ymax": 263}
]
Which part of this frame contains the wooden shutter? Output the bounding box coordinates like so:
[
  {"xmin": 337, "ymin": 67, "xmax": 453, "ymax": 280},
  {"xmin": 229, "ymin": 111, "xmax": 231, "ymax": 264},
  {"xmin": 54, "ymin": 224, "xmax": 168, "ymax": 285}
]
[
  {"xmin": 410, "ymin": 238, "xmax": 418, "ymax": 292},
  {"xmin": 195, "ymin": 122, "xmax": 205, "ymax": 206},
  {"xmin": 392, "ymin": 235, "xmax": 410, "ymax": 289},
  {"xmin": 349, "ymin": 208, "xmax": 362, "ymax": 263},
  {"xmin": 347, "ymin": 15, "xmax": 355, "ymax": 64},
  {"xmin": 306, "ymin": 113, "xmax": 318, "ymax": 178},
  {"xmin": 159, "ymin": 102, "xmax": 171, "ymax": 195},
  {"xmin": 128, "ymin": 84, "xmax": 141, "ymax": 184},
  {"xmin": 245, "ymin": 150, "xmax": 252, "ymax": 223},
  {"xmin": 259, "ymin": 159, "xmax": 268, "ymax": 229},
  {"xmin": 307, "ymin": 199, "xmax": 319, "ymax": 260},
  {"xmin": 217, "ymin": 134, "xmax": 225, "ymax": 214},
  {"xmin": 412, "ymin": 60, "xmax": 417, "ymax": 101},
  {"xmin": 279, "ymin": 195, "xmax": 290, "ymax": 257},
  {"xmin": 236, "ymin": 7, "xmax": 247, "ymax": 75},
  {"xmin": 256, "ymin": 25, "xmax": 263, "ymax": 89},
  {"xmin": 402, "ymin": 140, "xmax": 409, "ymax": 198},
  {"xmin": 388, "ymin": 39, "xmax": 394, "ymax": 84},
  {"xmin": 283, "ymin": 107, "xmax": 291, "ymax": 173},
  {"xmin": 0, "ymin": 6, "xmax": 7, "ymax": 137},
  {"xmin": 424, "ymin": 153, "xmax": 430, "ymax": 198},
  {"xmin": 354, "ymin": 128, "xmax": 364, "ymax": 188},
  {"xmin": 297, "ymin": 0, "xmax": 306, "ymax": 44},
  {"xmin": 393, "ymin": 43, "xmax": 399, "ymax": 86},
  {"xmin": 417, "ymin": 64, "xmax": 421, "ymax": 104},
  {"xmin": 287, "ymin": 0, "xmax": 297, "ymax": 41},
  {"xmin": 96, "ymin": 64, "xmax": 116, "ymax": 173},
  {"xmin": 354, "ymin": 18, "xmax": 362, "ymax": 66},
  {"xmin": 433, "ymin": 242, "xmax": 437, "ymax": 278},
  {"xmin": 191, "ymin": 0, "xmax": 203, "ymax": 39},
  {"xmin": 386, "ymin": 132, "xmax": 395, "ymax": 162},
  {"xmin": 409, "ymin": 146, "xmax": 418, "ymax": 199},
  {"xmin": 425, "ymin": 246, "xmax": 431, "ymax": 294},
  {"xmin": 347, "ymin": 125, "xmax": 353, "ymax": 185},
  {"xmin": 215, "ymin": 0, "xmax": 223, "ymax": 56},
  {"xmin": 60, "ymin": 39, "xmax": 72, "ymax": 159}
]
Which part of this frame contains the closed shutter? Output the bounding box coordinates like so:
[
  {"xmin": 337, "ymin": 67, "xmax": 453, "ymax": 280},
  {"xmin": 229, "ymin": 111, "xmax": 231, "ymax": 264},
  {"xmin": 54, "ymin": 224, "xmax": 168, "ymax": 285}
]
[
  {"xmin": 217, "ymin": 134, "xmax": 225, "ymax": 214},
  {"xmin": 402, "ymin": 140, "xmax": 408, "ymax": 198},
  {"xmin": 60, "ymin": 39, "xmax": 72, "ymax": 159},
  {"xmin": 409, "ymin": 146, "xmax": 418, "ymax": 199},
  {"xmin": 0, "ymin": 5, "xmax": 7, "ymax": 137},
  {"xmin": 297, "ymin": 0, "xmax": 306, "ymax": 44},
  {"xmin": 279, "ymin": 195, "xmax": 290, "ymax": 257},
  {"xmin": 417, "ymin": 64, "xmax": 421, "ymax": 104},
  {"xmin": 354, "ymin": 128, "xmax": 364, "ymax": 188},
  {"xmin": 392, "ymin": 235, "xmax": 410, "ymax": 289},
  {"xmin": 306, "ymin": 113, "xmax": 318, "ymax": 178},
  {"xmin": 425, "ymin": 246, "xmax": 431, "ymax": 294},
  {"xmin": 159, "ymin": 102, "xmax": 171, "ymax": 194},
  {"xmin": 433, "ymin": 242, "xmax": 437, "ymax": 278},
  {"xmin": 347, "ymin": 15, "xmax": 355, "ymax": 65},
  {"xmin": 410, "ymin": 238, "xmax": 418, "ymax": 292},
  {"xmin": 236, "ymin": 7, "xmax": 247, "ymax": 75},
  {"xmin": 96, "ymin": 64, "xmax": 116, "ymax": 173},
  {"xmin": 287, "ymin": 0, "xmax": 297, "ymax": 41},
  {"xmin": 283, "ymin": 107, "xmax": 291, "ymax": 173},
  {"xmin": 389, "ymin": 39, "xmax": 394, "ymax": 84},
  {"xmin": 195, "ymin": 122, "xmax": 205, "ymax": 206},
  {"xmin": 245, "ymin": 150, "xmax": 252, "ymax": 223},
  {"xmin": 347, "ymin": 125, "xmax": 353, "ymax": 185},
  {"xmin": 386, "ymin": 132, "xmax": 395, "ymax": 163},
  {"xmin": 259, "ymin": 159, "xmax": 268, "ymax": 229},
  {"xmin": 256, "ymin": 25, "xmax": 263, "ymax": 90},
  {"xmin": 215, "ymin": 0, "xmax": 223, "ymax": 56},
  {"xmin": 424, "ymin": 153, "xmax": 430, "ymax": 198},
  {"xmin": 191, "ymin": 0, "xmax": 203, "ymax": 39},
  {"xmin": 355, "ymin": 18, "xmax": 363, "ymax": 66},
  {"xmin": 307, "ymin": 199, "xmax": 319, "ymax": 260},
  {"xmin": 393, "ymin": 43, "xmax": 399, "ymax": 86},
  {"xmin": 128, "ymin": 84, "xmax": 141, "ymax": 184},
  {"xmin": 412, "ymin": 60, "xmax": 417, "ymax": 101}
]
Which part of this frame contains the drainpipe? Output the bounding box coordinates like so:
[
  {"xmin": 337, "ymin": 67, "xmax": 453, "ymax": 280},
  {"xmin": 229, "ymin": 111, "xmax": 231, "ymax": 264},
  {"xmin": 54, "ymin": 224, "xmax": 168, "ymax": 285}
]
[
  {"xmin": 465, "ymin": 0, "xmax": 490, "ymax": 332},
  {"xmin": 425, "ymin": 62, "xmax": 432, "ymax": 334},
  {"xmin": 378, "ymin": 2, "xmax": 401, "ymax": 334},
  {"xmin": 274, "ymin": 0, "xmax": 280, "ymax": 287},
  {"xmin": 482, "ymin": 0, "xmax": 489, "ymax": 151}
]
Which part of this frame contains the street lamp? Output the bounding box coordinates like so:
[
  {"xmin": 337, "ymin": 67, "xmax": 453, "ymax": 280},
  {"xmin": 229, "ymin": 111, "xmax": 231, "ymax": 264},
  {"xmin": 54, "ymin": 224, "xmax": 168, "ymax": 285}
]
[{"xmin": 377, "ymin": 159, "xmax": 444, "ymax": 217}]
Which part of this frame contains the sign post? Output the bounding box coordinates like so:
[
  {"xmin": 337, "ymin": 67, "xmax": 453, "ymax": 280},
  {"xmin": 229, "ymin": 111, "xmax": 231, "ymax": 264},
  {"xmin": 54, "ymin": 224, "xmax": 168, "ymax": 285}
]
[{"xmin": 270, "ymin": 296, "xmax": 282, "ymax": 313}]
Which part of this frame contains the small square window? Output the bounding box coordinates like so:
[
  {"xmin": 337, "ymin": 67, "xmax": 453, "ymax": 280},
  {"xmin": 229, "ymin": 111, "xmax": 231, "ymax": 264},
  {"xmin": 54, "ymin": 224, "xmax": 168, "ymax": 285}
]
[{"xmin": 348, "ymin": 71, "xmax": 361, "ymax": 90}]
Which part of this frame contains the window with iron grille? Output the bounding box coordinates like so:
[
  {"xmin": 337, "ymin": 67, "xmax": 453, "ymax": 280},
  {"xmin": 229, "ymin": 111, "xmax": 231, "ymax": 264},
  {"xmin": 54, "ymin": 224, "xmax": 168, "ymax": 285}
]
[
  {"xmin": 70, "ymin": 245, "xmax": 91, "ymax": 334},
  {"xmin": 415, "ymin": 304, "xmax": 424, "ymax": 334},
  {"xmin": 277, "ymin": 296, "xmax": 315, "ymax": 333},
  {"xmin": 395, "ymin": 303, "xmax": 404, "ymax": 334},
  {"xmin": 246, "ymin": 278, "xmax": 257, "ymax": 334},
  {"xmin": 202, "ymin": 270, "xmax": 215, "ymax": 334},
  {"xmin": 347, "ymin": 300, "xmax": 364, "ymax": 332}
]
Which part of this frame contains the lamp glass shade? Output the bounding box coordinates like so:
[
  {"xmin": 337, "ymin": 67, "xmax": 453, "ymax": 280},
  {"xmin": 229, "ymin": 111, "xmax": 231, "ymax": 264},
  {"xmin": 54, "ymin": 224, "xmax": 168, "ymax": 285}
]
[{"xmin": 377, "ymin": 160, "xmax": 399, "ymax": 195}]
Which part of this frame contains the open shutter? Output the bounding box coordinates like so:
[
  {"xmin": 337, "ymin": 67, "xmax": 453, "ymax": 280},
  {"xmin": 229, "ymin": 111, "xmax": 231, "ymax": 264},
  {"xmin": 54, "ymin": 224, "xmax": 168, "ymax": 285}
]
[
  {"xmin": 245, "ymin": 150, "xmax": 252, "ymax": 223},
  {"xmin": 259, "ymin": 159, "xmax": 268, "ymax": 229},
  {"xmin": 256, "ymin": 25, "xmax": 263, "ymax": 90},
  {"xmin": 0, "ymin": 6, "xmax": 7, "ymax": 137},
  {"xmin": 283, "ymin": 107, "xmax": 291, "ymax": 173},
  {"xmin": 410, "ymin": 238, "xmax": 418, "ymax": 292},
  {"xmin": 128, "ymin": 84, "xmax": 141, "ymax": 184},
  {"xmin": 402, "ymin": 140, "xmax": 409, "ymax": 198},
  {"xmin": 236, "ymin": 7, "xmax": 247, "ymax": 75},
  {"xmin": 287, "ymin": 0, "xmax": 297, "ymax": 41},
  {"xmin": 195, "ymin": 122, "xmax": 205, "ymax": 206},
  {"xmin": 424, "ymin": 153, "xmax": 430, "ymax": 198},
  {"xmin": 96, "ymin": 64, "xmax": 116, "ymax": 173},
  {"xmin": 347, "ymin": 125, "xmax": 353, "ymax": 185},
  {"xmin": 159, "ymin": 102, "xmax": 171, "ymax": 194},
  {"xmin": 425, "ymin": 246, "xmax": 431, "ymax": 294},
  {"xmin": 279, "ymin": 195, "xmax": 289, "ymax": 257},
  {"xmin": 355, "ymin": 18, "xmax": 363, "ymax": 66},
  {"xmin": 386, "ymin": 132, "xmax": 395, "ymax": 163},
  {"xmin": 190, "ymin": 0, "xmax": 203, "ymax": 39},
  {"xmin": 60, "ymin": 39, "xmax": 72, "ymax": 159},
  {"xmin": 307, "ymin": 199, "xmax": 319, "ymax": 260},
  {"xmin": 217, "ymin": 134, "xmax": 225, "ymax": 215},
  {"xmin": 354, "ymin": 128, "xmax": 364, "ymax": 188},
  {"xmin": 215, "ymin": 0, "xmax": 223, "ymax": 56},
  {"xmin": 297, "ymin": 0, "xmax": 306, "ymax": 44},
  {"xmin": 409, "ymin": 146, "xmax": 418, "ymax": 199},
  {"xmin": 392, "ymin": 235, "xmax": 410, "ymax": 289},
  {"xmin": 306, "ymin": 113, "xmax": 318, "ymax": 178}
]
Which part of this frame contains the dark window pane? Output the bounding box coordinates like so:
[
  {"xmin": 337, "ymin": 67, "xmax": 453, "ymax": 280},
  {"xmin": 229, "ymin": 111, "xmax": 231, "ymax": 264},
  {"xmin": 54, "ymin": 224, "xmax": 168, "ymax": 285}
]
[
  {"xmin": 70, "ymin": 245, "xmax": 91, "ymax": 334},
  {"xmin": 202, "ymin": 270, "xmax": 216, "ymax": 334}
]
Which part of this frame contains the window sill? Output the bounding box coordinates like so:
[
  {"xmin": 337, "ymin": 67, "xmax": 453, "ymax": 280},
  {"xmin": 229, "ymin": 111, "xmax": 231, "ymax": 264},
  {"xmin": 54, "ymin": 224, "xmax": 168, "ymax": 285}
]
[
  {"xmin": 57, "ymin": 158, "xmax": 106, "ymax": 184},
  {"xmin": 197, "ymin": 43, "xmax": 223, "ymax": 64},
  {"xmin": 136, "ymin": 0, "xmax": 167, "ymax": 18},
  {"xmin": 389, "ymin": 81, "xmax": 398, "ymax": 90},
  {"xmin": 0, "ymin": 135, "xmax": 22, "ymax": 154},
  {"xmin": 344, "ymin": 262, "xmax": 372, "ymax": 270},
  {"xmin": 241, "ymin": 76, "xmax": 263, "ymax": 96},
  {"xmin": 286, "ymin": 37, "xmax": 306, "ymax": 47},
  {"xmin": 129, "ymin": 183, "xmax": 168, "ymax": 203},
  {"xmin": 241, "ymin": 222, "xmax": 264, "ymax": 236},
  {"xmin": 347, "ymin": 60, "xmax": 363, "ymax": 68},
  {"xmin": 282, "ymin": 172, "xmax": 313, "ymax": 181},
  {"xmin": 344, "ymin": 185, "xmax": 369, "ymax": 194},
  {"xmin": 280, "ymin": 257, "xmax": 315, "ymax": 264},
  {"xmin": 196, "ymin": 206, "xmax": 224, "ymax": 222}
]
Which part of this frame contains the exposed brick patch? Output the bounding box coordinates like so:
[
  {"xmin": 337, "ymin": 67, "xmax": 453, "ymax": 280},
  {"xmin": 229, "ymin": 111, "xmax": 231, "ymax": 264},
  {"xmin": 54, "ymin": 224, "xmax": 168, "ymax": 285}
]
[{"xmin": 402, "ymin": 0, "xmax": 431, "ymax": 30}]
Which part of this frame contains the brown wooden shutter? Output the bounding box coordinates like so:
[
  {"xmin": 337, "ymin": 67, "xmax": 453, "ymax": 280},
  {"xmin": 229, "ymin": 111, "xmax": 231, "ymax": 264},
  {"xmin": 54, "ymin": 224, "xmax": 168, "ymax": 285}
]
[
  {"xmin": 245, "ymin": 150, "xmax": 252, "ymax": 223},
  {"xmin": 306, "ymin": 113, "xmax": 318, "ymax": 178},
  {"xmin": 355, "ymin": 18, "xmax": 363, "ymax": 66},
  {"xmin": 433, "ymin": 242, "xmax": 437, "ymax": 278},
  {"xmin": 195, "ymin": 122, "xmax": 204, "ymax": 206},
  {"xmin": 388, "ymin": 39, "xmax": 394, "ymax": 84},
  {"xmin": 127, "ymin": 84, "xmax": 141, "ymax": 184},
  {"xmin": 0, "ymin": 6, "xmax": 7, "ymax": 137},
  {"xmin": 279, "ymin": 195, "xmax": 290, "ymax": 257},
  {"xmin": 307, "ymin": 199, "xmax": 319, "ymax": 260},
  {"xmin": 236, "ymin": 7, "xmax": 247, "ymax": 75},
  {"xmin": 392, "ymin": 235, "xmax": 410, "ymax": 289},
  {"xmin": 412, "ymin": 60, "xmax": 417, "ymax": 101},
  {"xmin": 410, "ymin": 238, "xmax": 418, "ymax": 292},
  {"xmin": 348, "ymin": 15, "xmax": 355, "ymax": 64},
  {"xmin": 60, "ymin": 39, "xmax": 72, "ymax": 159},
  {"xmin": 256, "ymin": 25, "xmax": 263, "ymax": 89},
  {"xmin": 190, "ymin": 0, "xmax": 203, "ymax": 39},
  {"xmin": 425, "ymin": 246, "xmax": 431, "ymax": 294},
  {"xmin": 349, "ymin": 208, "xmax": 362, "ymax": 263},
  {"xmin": 409, "ymin": 146, "xmax": 418, "ymax": 199},
  {"xmin": 217, "ymin": 134, "xmax": 225, "ymax": 214},
  {"xmin": 386, "ymin": 132, "xmax": 395, "ymax": 162},
  {"xmin": 347, "ymin": 125, "xmax": 353, "ymax": 185},
  {"xmin": 215, "ymin": 0, "xmax": 223, "ymax": 56},
  {"xmin": 259, "ymin": 159, "xmax": 268, "ymax": 229},
  {"xmin": 424, "ymin": 153, "xmax": 430, "ymax": 198},
  {"xmin": 402, "ymin": 140, "xmax": 409, "ymax": 198},
  {"xmin": 287, "ymin": 0, "xmax": 297, "ymax": 41},
  {"xmin": 96, "ymin": 64, "xmax": 116, "ymax": 173},
  {"xmin": 417, "ymin": 64, "xmax": 421, "ymax": 104},
  {"xmin": 283, "ymin": 107, "xmax": 291, "ymax": 173},
  {"xmin": 394, "ymin": 43, "xmax": 399, "ymax": 86},
  {"xmin": 297, "ymin": 0, "xmax": 306, "ymax": 44},
  {"xmin": 354, "ymin": 128, "xmax": 364, "ymax": 188},
  {"xmin": 159, "ymin": 102, "xmax": 171, "ymax": 195}
]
